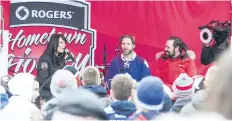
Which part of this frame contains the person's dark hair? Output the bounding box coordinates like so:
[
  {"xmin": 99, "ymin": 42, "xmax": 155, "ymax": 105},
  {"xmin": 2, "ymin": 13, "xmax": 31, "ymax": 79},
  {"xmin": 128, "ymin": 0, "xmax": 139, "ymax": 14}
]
[
  {"xmin": 64, "ymin": 66, "xmax": 78, "ymax": 75},
  {"xmin": 120, "ymin": 34, "xmax": 136, "ymax": 45},
  {"xmin": 169, "ymin": 36, "xmax": 188, "ymax": 52},
  {"xmin": 44, "ymin": 33, "xmax": 67, "ymax": 66}
]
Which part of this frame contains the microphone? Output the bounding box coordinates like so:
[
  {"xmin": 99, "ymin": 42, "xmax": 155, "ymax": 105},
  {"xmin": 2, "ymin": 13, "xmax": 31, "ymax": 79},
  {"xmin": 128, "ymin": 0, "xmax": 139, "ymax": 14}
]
[
  {"xmin": 65, "ymin": 49, "xmax": 75, "ymax": 63},
  {"xmin": 120, "ymin": 68, "xmax": 124, "ymax": 73}
]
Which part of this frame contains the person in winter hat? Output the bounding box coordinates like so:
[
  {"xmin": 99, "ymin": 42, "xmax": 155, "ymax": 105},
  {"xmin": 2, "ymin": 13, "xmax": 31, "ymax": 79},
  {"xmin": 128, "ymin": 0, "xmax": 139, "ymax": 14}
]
[
  {"xmin": 0, "ymin": 73, "xmax": 42, "ymax": 121},
  {"xmin": 129, "ymin": 76, "xmax": 165, "ymax": 120},
  {"xmin": 42, "ymin": 69, "xmax": 78, "ymax": 120},
  {"xmin": 63, "ymin": 65, "xmax": 82, "ymax": 87},
  {"xmin": 51, "ymin": 89, "xmax": 106, "ymax": 120},
  {"xmin": 50, "ymin": 69, "xmax": 77, "ymax": 97},
  {"xmin": 171, "ymin": 73, "xmax": 194, "ymax": 113},
  {"xmin": 104, "ymin": 74, "xmax": 136, "ymax": 120}
]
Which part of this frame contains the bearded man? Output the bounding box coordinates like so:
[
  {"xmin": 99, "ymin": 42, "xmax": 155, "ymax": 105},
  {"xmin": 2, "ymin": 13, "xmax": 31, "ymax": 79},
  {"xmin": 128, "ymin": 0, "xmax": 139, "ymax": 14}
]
[
  {"xmin": 105, "ymin": 34, "xmax": 151, "ymax": 89},
  {"xmin": 155, "ymin": 36, "xmax": 197, "ymax": 89}
]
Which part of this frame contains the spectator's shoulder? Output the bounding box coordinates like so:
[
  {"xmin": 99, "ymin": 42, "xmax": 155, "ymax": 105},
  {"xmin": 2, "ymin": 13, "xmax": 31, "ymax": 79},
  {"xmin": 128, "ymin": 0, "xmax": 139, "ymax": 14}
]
[{"xmin": 104, "ymin": 106, "xmax": 115, "ymax": 114}]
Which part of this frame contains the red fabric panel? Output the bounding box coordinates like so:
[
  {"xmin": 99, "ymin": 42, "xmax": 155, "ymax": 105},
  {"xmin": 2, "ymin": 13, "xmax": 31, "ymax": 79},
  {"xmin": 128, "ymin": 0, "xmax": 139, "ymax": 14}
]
[{"xmin": 90, "ymin": 1, "xmax": 231, "ymax": 75}]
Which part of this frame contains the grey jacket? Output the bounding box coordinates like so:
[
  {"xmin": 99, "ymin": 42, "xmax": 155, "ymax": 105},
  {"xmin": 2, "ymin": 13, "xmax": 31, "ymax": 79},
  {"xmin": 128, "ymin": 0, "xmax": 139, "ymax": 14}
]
[
  {"xmin": 171, "ymin": 97, "xmax": 192, "ymax": 113},
  {"xmin": 180, "ymin": 90, "xmax": 206, "ymax": 115}
]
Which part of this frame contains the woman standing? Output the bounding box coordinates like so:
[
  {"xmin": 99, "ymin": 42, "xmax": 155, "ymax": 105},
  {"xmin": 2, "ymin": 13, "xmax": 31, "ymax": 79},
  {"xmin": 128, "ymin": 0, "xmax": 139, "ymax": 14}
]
[{"xmin": 37, "ymin": 34, "xmax": 67, "ymax": 102}]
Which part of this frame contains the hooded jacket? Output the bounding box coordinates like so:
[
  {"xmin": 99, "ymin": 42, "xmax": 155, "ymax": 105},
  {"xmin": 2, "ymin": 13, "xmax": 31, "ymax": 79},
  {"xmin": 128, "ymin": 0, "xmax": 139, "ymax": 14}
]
[
  {"xmin": 0, "ymin": 73, "xmax": 42, "ymax": 121},
  {"xmin": 42, "ymin": 70, "xmax": 78, "ymax": 119},
  {"xmin": 155, "ymin": 50, "xmax": 197, "ymax": 89},
  {"xmin": 104, "ymin": 100, "xmax": 137, "ymax": 120}
]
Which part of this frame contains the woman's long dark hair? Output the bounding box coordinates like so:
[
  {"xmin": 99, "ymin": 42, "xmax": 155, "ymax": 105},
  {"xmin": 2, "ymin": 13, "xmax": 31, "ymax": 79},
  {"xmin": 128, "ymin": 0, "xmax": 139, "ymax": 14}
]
[{"xmin": 44, "ymin": 34, "xmax": 67, "ymax": 66}]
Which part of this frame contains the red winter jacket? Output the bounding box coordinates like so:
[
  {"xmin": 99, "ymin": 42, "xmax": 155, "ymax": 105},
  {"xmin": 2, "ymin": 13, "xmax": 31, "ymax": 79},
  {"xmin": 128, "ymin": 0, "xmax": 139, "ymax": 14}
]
[{"xmin": 154, "ymin": 50, "xmax": 197, "ymax": 89}]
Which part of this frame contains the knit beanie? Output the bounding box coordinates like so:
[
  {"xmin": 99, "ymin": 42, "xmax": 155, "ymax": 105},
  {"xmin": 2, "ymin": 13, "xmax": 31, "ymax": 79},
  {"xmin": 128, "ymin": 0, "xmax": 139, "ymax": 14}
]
[
  {"xmin": 50, "ymin": 70, "xmax": 78, "ymax": 98},
  {"xmin": 135, "ymin": 76, "xmax": 164, "ymax": 110},
  {"xmin": 172, "ymin": 73, "xmax": 194, "ymax": 99}
]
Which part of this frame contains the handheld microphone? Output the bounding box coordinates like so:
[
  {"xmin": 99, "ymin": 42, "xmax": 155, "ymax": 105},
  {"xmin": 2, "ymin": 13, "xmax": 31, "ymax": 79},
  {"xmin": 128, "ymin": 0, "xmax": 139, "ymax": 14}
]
[
  {"xmin": 65, "ymin": 49, "xmax": 75, "ymax": 63},
  {"xmin": 120, "ymin": 68, "xmax": 124, "ymax": 73}
]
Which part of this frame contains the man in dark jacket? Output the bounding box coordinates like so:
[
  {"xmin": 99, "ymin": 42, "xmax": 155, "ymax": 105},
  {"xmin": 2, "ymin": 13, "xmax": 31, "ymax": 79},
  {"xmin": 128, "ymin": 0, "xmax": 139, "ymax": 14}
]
[
  {"xmin": 200, "ymin": 21, "xmax": 230, "ymax": 65},
  {"xmin": 201, "ymin": 41, "xmax": 229, "ymax": 65}
]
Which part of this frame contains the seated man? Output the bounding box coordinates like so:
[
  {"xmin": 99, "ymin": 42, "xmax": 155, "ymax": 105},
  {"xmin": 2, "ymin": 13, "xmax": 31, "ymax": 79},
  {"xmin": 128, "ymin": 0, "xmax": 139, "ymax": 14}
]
[{"xmin": 155, "ymin": 36, "xmax": 197, "ymax": 89}]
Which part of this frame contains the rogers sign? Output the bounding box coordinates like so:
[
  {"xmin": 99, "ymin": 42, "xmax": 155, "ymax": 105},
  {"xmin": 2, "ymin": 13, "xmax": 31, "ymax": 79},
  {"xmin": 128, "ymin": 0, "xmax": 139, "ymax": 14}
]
[
  {"xmin": 15, "ymin": 6, "xmax": 74, "ymax": 20},
  {"xmin": 8, "ymin": 0, "xmax": 96, "ymax": 75}
]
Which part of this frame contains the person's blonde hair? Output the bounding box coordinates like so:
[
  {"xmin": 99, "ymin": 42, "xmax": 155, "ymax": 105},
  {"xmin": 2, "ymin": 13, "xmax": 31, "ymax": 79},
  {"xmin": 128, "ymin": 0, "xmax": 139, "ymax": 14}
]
[
  {"xmin": 80, "ymin": 66, "xmax": 101, "ymax": 86},
  {"xmin": 111, "ymin": 74, "xmax": 133, "ymax": 100}
]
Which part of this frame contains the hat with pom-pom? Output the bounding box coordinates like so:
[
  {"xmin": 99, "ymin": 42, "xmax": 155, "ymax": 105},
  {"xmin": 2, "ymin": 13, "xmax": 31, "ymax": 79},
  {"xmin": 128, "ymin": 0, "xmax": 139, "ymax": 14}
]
[
  {"xmin": 50, "ymin": 70, "xmax": 77, "ymax": 98},
  {"xmin": 172, "ymin": 73, "xmax": 194, "ymax": 99}
]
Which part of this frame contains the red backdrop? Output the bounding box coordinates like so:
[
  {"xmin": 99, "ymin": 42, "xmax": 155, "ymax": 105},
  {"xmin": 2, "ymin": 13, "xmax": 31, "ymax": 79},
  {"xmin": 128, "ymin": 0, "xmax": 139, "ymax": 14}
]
[{"xmin": 1, "ymin": 1, "xmax": 231, "ymax": 76}]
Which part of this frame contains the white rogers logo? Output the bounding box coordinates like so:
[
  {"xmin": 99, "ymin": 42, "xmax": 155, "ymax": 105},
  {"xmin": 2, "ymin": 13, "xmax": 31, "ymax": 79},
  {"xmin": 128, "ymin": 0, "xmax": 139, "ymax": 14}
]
[
  {"xmin": 31, "ymin": 10, "xmax": 74, "ymax": 19},
  {"xmin": 15, "ymin": 6, "xmax": 29, "ymax": 20},
  {"xmin": 15, "ymin": 6, "xmax": 74, "ymax": 20}
]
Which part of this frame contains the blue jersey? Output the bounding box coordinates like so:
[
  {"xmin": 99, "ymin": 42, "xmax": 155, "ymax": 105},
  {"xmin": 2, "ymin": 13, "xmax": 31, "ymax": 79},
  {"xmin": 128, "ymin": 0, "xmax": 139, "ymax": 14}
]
[{"xmin": 105, "ymin": 53, "xmax": 151, "ymax": 89}]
